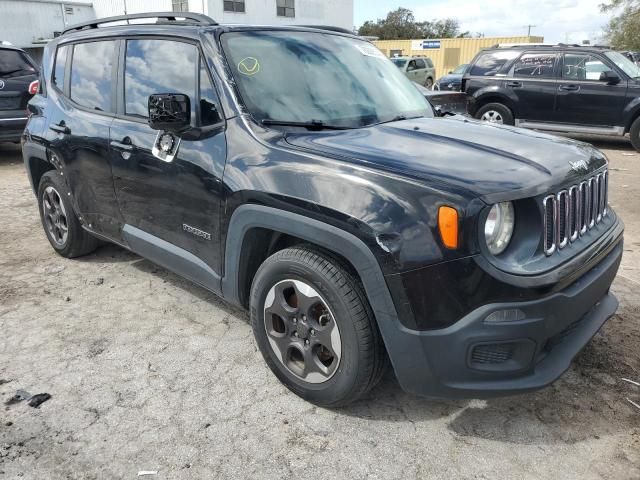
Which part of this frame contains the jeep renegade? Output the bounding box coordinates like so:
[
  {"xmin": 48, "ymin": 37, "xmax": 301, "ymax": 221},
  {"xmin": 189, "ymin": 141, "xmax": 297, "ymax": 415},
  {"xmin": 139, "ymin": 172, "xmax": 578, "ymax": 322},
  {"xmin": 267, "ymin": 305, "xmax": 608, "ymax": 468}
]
[{"xmin": 23, "ymin": 13, "xmax": 624, "ymax": 406}]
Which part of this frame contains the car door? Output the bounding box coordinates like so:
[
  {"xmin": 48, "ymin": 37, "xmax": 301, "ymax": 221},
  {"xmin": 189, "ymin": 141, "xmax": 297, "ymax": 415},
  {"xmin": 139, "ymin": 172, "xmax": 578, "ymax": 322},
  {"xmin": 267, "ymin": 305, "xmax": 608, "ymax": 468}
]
[
  {"xmin": 42, "ymin": 39, "xmax": 124, "ymax": 240},
  {"xmin": 405, "ymin": 59, "xmax": 419, "ymax": 83},
  {"xmin": 414, "ymin": 58, "xmax": 428, "ymax": 84},
  {"xmin": 109, "ymin": 37, "xmax": 227, "ymax": 287},
  {"xmin": 555, "ymin": 52, "xmax": 628, "ymax": 126},
  {"xmin": 507, "ymin": 51, "xmax": 559, "ymax": 121}
]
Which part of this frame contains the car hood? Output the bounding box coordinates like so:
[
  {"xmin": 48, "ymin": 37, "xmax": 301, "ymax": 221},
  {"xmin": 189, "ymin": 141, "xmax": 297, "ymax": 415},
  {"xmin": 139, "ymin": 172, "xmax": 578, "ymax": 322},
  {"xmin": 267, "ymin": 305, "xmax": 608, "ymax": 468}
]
[
  {"xmin": 437, "ymin": 73, "xmax": 463, "ymax": 84},
  {"xmin": 284, "ymin": 117, "xmax": 608, "ymax": 202}
]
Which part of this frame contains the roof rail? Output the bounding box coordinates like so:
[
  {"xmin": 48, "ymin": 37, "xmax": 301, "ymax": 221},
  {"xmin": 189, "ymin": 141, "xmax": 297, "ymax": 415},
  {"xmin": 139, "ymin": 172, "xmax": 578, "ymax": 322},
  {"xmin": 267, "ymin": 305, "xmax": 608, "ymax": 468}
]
[
  {"xmin": 62, "ymin": 12, "xmax": 218, "ymax": 34},
  {"xmin": 298, "ymin": 25, "xmax": 354, "ymax": 35}
]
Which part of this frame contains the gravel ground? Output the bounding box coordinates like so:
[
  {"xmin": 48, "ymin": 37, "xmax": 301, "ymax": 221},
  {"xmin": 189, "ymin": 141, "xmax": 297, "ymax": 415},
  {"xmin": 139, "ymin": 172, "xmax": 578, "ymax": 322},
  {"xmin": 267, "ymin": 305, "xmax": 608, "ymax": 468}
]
[{"xmin": 1, "ymin": 136, "xmax": 639, "ymax": 479}]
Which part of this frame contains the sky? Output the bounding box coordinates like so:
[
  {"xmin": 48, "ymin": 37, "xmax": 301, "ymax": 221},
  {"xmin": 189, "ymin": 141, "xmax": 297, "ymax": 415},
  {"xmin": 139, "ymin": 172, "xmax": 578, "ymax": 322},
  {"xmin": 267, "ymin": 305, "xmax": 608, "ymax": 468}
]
[{"xmin": 353, "ymin": 0, "xmax": 616, "ymax": 45}]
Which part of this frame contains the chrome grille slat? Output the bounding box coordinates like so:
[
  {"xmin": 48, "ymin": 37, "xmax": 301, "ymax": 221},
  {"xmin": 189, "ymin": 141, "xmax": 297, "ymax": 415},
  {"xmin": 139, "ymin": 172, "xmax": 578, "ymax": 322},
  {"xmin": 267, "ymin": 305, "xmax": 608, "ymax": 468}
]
[
  {"xmin": 557, "ymin": 190, "xmax": 569, "ymax": 248},
  {"xmin": 543, "ymin": 169, "xmax": 608, "ymax": 256},
  {"xmin": 568, "ymin": 185, "xmax": 579, "ymax": 242}
]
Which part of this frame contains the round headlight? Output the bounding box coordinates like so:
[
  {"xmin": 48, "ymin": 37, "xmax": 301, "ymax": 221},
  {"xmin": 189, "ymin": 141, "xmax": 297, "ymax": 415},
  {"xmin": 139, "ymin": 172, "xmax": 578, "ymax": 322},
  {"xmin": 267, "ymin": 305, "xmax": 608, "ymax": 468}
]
[{"xmin": 484, "ymin": 202, "xmax": 515, "ymax": 255}]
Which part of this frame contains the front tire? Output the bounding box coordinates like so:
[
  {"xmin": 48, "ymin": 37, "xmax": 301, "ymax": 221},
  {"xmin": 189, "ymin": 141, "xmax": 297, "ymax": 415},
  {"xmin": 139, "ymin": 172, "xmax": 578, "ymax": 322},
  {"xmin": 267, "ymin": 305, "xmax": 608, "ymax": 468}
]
[
  {"xmin": 250, "ymin": 246, "xmax": 386, "ymax": 407},
  {"xmin": 475, "ymin": 102, "xmax": 515, "ymax": 126},
  {"xmin": 629, "ymin": 116, "xmax": 640, "ymax": 152},
  {"xmin": 37, "ymin": 170, "xmax": 98, "ymax": 258}
]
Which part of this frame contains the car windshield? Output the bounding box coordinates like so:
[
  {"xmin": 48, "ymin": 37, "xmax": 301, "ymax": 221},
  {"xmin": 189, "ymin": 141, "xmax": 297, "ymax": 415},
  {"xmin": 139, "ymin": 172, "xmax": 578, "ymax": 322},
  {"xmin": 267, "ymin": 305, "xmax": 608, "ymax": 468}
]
[
  {"xmin": 605, "ymin": 51, "xmax": 640, "ymax": 78},
  {"xmin": 451, "ymin": 64, "xmax": 468, "ymax": 74},
  {"xmin": 391, "ymin": 58, "xmax": 408, "ymax": 68},
  {"xmin": 220, "ymin": 31, "xmax": 431, "ymax": 127}
]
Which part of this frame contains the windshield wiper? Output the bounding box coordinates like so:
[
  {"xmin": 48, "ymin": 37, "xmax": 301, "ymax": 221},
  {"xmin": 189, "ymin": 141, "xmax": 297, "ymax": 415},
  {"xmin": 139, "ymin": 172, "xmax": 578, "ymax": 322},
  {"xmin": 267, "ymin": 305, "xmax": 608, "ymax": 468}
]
[
  {"xmin": 371, "ymin": 114, "xmax": 425, "ymax": 127},
  {"xmin": 261, "ymin": 119, "xmax": 354, "ymax": 130}
]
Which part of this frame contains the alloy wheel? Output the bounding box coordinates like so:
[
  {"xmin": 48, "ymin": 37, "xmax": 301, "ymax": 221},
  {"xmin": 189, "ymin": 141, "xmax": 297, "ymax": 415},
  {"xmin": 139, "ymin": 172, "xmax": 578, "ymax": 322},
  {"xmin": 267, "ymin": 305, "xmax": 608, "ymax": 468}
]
[
  {"xmin": 263, "ymin": 279, "xmax": 342, "ymax": 384},
  {"xmin": 42, "ymin": 185, "xmax": 68, "ymax": 246},
  {"xmin": 480, "ymin": 110, "xmax": 504, "ymax": 124}
]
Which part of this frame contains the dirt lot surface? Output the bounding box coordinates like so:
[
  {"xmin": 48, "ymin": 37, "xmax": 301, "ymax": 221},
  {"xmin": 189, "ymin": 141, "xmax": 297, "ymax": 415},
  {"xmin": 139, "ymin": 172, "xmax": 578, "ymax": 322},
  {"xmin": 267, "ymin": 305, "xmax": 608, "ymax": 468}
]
[{"xmin": 1, "ymin": 136, "xmax": 639, "ymax": 479}]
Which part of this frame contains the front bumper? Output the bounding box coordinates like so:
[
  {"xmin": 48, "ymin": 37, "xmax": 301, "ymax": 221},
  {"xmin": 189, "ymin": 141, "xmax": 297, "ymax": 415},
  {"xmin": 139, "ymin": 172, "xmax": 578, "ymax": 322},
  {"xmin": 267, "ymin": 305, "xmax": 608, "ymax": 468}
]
[{"xmin": 384, "ymin": 227, "xmax": 623, "ymax": 398}]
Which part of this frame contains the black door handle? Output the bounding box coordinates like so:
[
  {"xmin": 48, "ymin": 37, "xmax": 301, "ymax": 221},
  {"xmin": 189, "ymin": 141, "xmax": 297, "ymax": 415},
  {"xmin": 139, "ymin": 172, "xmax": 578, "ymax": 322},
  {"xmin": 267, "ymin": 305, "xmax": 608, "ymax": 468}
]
[
  {"xmin": 110, "ymin": 137, "xmax": 134, "ymax": 152},
  {"xmin": 49, "ymin": 121, "xmax": 70, "ymax": 135},
  {"xmin": 559, "ymin": 84, "xmax": 580, "ymax": 92},
  {"xmin": 506, "ymin": 81, "xmax": 522, "ymax": 88}
]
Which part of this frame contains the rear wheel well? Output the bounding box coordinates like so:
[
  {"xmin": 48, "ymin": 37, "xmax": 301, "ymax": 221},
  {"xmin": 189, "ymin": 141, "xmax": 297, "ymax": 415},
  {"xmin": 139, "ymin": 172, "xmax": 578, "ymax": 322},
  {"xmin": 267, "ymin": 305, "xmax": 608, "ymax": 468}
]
[
  {"xmin": 28, "ymin": 156, "xmax": 54, "ymax": 192},
  {"xmin": 236, "ymin": 228, "xmax": 359, "ymax": 309}
]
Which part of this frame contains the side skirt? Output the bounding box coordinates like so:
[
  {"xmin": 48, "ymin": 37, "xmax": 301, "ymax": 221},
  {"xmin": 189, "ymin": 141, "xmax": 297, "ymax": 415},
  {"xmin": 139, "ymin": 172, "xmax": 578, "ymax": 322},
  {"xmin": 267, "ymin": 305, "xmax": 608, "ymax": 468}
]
[
  {"xmin": 122, "ymin": 224, "xmax": 222, "ymax": 295},
  {"xmin": 515, "ymin": 120, "xmax": 625, "ymax": 136}
]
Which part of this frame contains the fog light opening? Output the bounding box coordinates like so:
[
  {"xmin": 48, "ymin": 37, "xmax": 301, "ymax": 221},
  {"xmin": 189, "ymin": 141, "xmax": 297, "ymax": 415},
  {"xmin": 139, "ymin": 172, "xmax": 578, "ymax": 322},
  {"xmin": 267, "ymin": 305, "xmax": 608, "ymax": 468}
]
[{"xmin": 484, "ymin": 309, "xmax": 526, "ymax": 323}]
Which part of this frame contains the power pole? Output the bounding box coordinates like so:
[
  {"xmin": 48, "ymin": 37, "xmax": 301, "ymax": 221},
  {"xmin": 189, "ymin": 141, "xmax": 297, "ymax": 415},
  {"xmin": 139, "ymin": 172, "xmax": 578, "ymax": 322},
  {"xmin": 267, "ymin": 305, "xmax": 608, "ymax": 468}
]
[{"xmin": 524, "ymin": 24, "xmax": 536, "ymax": 36}]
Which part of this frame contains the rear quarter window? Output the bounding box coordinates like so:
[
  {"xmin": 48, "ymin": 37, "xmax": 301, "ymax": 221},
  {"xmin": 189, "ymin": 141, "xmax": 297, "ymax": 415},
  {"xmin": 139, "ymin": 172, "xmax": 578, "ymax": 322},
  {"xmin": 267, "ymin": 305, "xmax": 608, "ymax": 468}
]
[
  {"xmin": 469, "ymin": 51, "xmax": 519, "ymax": 76},
  {"xmin": 53, "ymin": 45, "xmax": 69, "ymax": 91}
]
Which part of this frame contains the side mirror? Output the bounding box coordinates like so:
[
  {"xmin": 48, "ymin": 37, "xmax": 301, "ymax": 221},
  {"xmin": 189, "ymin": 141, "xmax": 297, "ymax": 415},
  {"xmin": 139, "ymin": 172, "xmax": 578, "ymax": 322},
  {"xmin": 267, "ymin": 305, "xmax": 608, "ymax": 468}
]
[
  {"xmin": 448, "ymin": 70, "xmax": 453, "ymax": 74},
  {"xmin": 599, "ymin": 71, "xmax": 621, "ymax": 85},
  {"xmin": 148, "ymin": 93, "xmax": 191, "ymax": 132}
]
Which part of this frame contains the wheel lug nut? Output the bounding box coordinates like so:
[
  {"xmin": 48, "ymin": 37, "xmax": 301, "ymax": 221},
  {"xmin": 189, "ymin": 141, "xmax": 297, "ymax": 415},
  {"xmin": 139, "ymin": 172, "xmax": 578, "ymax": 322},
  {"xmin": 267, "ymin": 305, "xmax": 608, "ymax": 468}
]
[
  {"xmin": 305, "ymin": 339, "xmax": 310, "ymax": 345},
  {"xmin": 293, "ymin": 332, "xmax": 298, "ymax": 337},
  {"xmin": 310, "ymin": 329, "xmax": 315, "ymax": 335}
]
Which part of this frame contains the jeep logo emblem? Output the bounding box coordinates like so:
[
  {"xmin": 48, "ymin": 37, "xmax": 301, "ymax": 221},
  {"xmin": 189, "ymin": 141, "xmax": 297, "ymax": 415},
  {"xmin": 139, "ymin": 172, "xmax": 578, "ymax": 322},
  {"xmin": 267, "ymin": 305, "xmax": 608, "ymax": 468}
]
[{"xmin": 569, "ymin": 159, "xmax": 589, "ymax": 172}]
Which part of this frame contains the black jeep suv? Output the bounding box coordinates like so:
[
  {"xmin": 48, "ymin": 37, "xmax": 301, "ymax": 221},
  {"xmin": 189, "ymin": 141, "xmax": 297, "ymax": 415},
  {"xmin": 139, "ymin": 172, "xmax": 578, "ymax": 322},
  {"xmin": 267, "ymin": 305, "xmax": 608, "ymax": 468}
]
[
  {"xmin": 23, "ymin": 13, "xmax": 624, "ymax": 406},
  {"xmin": 464, "ymin": 44, "xmax": 640, "ymax": 151},
  {"xmin": 0, "ymin": 43, "xmax": 39, "ymax": 142}
]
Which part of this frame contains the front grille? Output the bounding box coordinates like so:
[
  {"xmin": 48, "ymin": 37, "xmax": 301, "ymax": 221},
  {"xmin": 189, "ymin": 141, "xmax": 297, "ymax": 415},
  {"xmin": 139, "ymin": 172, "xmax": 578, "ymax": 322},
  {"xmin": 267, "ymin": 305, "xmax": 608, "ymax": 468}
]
[
  {"xmin": 543, "ymin": 170, "xmax": 608, "ymax": 256},
  {"xmin": 471, "ymin": 343, "xmax": 514, "ymax": 365}
]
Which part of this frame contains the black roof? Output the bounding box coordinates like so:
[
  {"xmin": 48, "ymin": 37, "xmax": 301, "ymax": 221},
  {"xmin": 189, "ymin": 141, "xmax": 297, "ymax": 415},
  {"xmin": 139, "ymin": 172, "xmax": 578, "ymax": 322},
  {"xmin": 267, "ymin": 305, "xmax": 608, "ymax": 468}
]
[
  {"xmin": 0, "ymin": 43, "xmax": 27, "ymax": 53},
  {"xmin": 484, "ymin": 43, "xmax": 613, "ymax": 53}
]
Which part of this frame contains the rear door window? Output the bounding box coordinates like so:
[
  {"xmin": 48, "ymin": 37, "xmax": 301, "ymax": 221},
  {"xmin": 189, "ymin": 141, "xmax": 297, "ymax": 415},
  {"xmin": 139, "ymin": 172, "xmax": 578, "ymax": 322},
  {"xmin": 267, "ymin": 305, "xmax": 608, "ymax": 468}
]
[
  {"xmin": 415, "ymin": 58, "xmax": 426, "ymax": 69},
  {"xmin": 124, "ymin": 39, "xmax": 197, "ymax": 120},
  {"xmin": 469, "ymin": 51, "xmax": 519, "ymax": 76},
  {"xmin": 70, "ymin": 41, "xmax": 116, "ymax": 112},
  {"xmin": 53, "ymin": 45, "xmax": 69, "ymax": 91},
  {"xmin": 513, "ymin": 53, "xmax": 557, "ymax": 78},
  {"xmin": 0, "ymin": 49, "xmax": 37, "ymax": 78}
]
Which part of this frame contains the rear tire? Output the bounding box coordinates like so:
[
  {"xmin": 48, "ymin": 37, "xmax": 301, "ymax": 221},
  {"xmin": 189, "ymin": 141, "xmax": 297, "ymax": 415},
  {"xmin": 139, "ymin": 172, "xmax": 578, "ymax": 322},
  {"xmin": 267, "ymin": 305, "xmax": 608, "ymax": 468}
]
[
  {"xmin": 475, "ymin": 102, "xmax": 515, "ymax": 126},
  {"xmin": 629, "ymin": 116, "xmax": 640, "ymax": 152},
  {"xmin": 37, "ymin": 171, "xmax": 98, "ymax": 258},
  {"xmin": 250, "ymin": 245, "xmax": 387, "ymax": 407}
]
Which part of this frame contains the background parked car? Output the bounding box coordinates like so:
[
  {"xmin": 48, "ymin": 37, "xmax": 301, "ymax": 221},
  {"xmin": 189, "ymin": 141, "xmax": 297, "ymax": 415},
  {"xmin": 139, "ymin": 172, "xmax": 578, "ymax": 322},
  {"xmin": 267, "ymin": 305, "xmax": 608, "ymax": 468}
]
[
  {"xmin": 0, "ymin": 43, "xmax": 39, "ymax": 143},
  {"xmin": 414, "ymin": 83, "xmax": 469, "ymax": 116},
  {"xmin": 463, "ymin": 44, "xmax": 640, "ymax": 151},
  {"xmin": 621, "ymin": 51, "xmax": 640, "ymax": 66},
  {"xmin": 392, "ymin": 55, "xmax": 436, "ymax": 88},
  {"xmin": 433, "ymin": 63, "xmax": 469, "ymax": 91}
]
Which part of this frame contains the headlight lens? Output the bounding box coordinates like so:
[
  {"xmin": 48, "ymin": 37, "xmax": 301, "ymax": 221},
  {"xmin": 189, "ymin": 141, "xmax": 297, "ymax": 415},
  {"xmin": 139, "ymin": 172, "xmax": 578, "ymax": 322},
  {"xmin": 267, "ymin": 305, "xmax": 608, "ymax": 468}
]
[{"xmin": 484, "ymin": 202, "xmax": 515, "ymax": 255}]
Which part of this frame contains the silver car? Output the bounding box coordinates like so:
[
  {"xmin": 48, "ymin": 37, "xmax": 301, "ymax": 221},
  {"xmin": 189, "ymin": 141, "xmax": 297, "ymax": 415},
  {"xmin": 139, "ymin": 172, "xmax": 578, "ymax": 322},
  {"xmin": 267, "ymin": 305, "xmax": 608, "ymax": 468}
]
[{"xmin": 392, "ymin": 56, "xmax": 436, "ymax": 88}]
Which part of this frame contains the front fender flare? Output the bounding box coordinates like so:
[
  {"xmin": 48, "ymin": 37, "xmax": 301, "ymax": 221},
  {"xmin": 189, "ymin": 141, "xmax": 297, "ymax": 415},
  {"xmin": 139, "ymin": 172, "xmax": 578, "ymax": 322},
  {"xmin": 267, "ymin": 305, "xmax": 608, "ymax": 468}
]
[{"xmin": 221, "ymin": 204, "xmax": 438, "ymax": 393}]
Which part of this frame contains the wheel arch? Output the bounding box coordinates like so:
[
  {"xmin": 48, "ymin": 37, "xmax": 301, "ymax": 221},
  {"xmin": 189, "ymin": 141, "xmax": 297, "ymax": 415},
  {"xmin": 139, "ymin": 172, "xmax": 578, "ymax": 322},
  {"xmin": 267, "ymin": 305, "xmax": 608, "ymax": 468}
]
[
  {"xmin": 222, "ymin": 204, "xmax": 437, "ymax": 393},
  {"xmin": 471, "ymin": 91, "xmax": 517, "ymax": 117},
  {"xmin": 623, "ymin": 100, "xmax": 640, "ymax": 133},
  {"xmin": 222, "ymin": 205, "xmax": 392, "ymax": 315},
  {"xmin": 23, "ymin": 142, "xmax": 54, "ymax": 194}
]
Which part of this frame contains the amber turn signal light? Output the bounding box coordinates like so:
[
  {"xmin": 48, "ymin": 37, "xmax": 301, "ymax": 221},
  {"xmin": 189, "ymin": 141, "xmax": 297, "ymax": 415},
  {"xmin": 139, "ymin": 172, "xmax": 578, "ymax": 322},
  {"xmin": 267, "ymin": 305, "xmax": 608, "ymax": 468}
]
[{"xmin": 438, "ymin": 206, "xmax": 459, "ymax": 249}]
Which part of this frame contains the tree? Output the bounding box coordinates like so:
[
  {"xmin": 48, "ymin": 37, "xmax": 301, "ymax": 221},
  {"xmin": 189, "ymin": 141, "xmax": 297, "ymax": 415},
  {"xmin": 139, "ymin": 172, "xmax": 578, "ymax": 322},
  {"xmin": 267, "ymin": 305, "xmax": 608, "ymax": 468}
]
[
  {"xmin": 601, "ymin": 0, "xmax": 640, "ymax": 50},
  {"xmin": 358, "ymin": 7, "xmax": 465, "ymax": 40}
]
